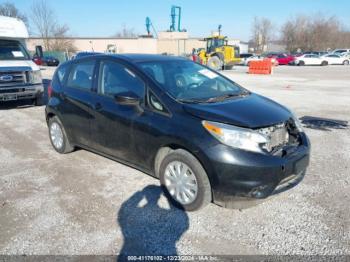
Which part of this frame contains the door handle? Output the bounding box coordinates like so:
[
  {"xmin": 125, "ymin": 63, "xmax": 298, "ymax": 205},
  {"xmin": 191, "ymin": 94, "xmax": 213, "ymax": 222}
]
[
  {"xmin": 93, "ymin": 102, "xmax": 103, "ymax": 111},
  {"xmin": 59, "ymin": 91, "xmax": 67, "ymax": 100}
]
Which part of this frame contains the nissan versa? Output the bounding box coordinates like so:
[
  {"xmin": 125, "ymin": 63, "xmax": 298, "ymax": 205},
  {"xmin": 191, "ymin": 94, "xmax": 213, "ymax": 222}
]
[{"xmin": 45, "ymin": 54, "xmax": 310, "ymax": 211}]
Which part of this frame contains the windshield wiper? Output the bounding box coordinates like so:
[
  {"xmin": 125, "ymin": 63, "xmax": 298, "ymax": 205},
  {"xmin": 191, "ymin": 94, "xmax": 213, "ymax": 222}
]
[
  {"xmin": 177, "ymin": 98, "xmax": 207, "ymax": 104},
  {"xmin": 177, "ymin": 91, "xmax": 250, "ymax": 104},
  {"xmin": 205, "ymin": 92, "xmax": 249, "ymax": 103}
]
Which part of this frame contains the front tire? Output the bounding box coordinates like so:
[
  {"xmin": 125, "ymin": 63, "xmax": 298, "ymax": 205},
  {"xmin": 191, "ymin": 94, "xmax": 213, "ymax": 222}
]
[
  {"xmin": 207, "ymin": 56, "xmax": 223, "ymax": 71},
  {"xmin": 343, "ymin": 60, "xmax": 349, "ymax": 65},
  {"xmin": 48, "ymin": 116, "xmax": 74, "ymax": 154},
  {"xmin": 298, "ymin": 61, "xmax": 305, "ymax": 66},
  {"xmin": 159, "ymin": 149, "xmax": 212, "ymax": 211},
  {"xmin": 321, "ymin": 61, "xmax": 328, "ymax": 66}
]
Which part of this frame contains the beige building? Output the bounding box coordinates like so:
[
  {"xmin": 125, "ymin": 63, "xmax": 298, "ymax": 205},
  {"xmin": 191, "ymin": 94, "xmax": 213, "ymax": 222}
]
[
  {"xmin": 26, "ymin": 37, "xmax": 158, "ymax": 54},
  {"xmin": 26, "ymin": 32, "xmax": 248, "ymax": 56}
]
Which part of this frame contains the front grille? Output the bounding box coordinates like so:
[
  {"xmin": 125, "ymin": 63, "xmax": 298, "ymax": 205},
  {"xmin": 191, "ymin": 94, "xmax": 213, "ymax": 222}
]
[
  {"xmin": 0, "ymin": 71, "xmax": 27, "ymax": 87},
  {"xmin": 257, "ymin": 123, "xmax": 289, "ymax": 152},
  {"xmin": 0, "ymin": 88, "xmax": 25, "ymax": 94}
]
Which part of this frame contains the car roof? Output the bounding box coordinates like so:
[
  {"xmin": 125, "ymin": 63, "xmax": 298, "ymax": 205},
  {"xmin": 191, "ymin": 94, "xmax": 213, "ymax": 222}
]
[
  {"xmin": 110, "ymin": 54, "xmax": 188, "ymax": 63},
  {"xmin": 70, "ymin": 53, "xmax": 188, "ymax": 65},
  {"xmin": 77, "ymin": 51, "xmax": 101, "ymax": 54}
]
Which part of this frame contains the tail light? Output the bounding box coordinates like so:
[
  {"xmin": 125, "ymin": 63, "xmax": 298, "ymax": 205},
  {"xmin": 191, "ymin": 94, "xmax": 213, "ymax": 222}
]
[{"xmin": 47, "ymin": 81, "xmax": 53, "ymax": 98}]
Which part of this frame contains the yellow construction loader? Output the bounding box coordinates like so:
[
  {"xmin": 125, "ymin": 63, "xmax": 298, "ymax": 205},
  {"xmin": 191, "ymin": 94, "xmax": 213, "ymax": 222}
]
[{"xmin": 197, "ymin": 35, "xmax": 241, "ymax": 70}]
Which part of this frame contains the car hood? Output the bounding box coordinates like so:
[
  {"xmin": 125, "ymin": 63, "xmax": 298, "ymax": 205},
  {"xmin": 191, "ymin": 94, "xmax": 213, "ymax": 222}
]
[
  {"xmin": 0, "ymin": 60, "xmax": 40, "ymax": 71},
  {"xmin": 183, "ymin": 93, "xmax": 292, "ymax": 129}
]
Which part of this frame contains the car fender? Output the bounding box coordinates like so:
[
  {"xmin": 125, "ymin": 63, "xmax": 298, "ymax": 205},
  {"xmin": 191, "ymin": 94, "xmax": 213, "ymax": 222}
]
[{"xmin": 153, "ymin": 135, "xmax": 220, "ymax": 188}]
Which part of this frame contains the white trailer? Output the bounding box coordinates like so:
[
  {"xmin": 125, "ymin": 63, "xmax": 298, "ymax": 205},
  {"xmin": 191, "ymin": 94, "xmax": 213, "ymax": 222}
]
[{"xmin": 0, "ymin": 15, "xmax": 44, "ymax": 104}]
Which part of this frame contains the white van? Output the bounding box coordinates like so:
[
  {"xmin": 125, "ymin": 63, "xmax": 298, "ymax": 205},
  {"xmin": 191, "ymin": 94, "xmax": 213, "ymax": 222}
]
[{"xmin": 0, "ymin": 15, "xmax": 43, "ymax": 105}]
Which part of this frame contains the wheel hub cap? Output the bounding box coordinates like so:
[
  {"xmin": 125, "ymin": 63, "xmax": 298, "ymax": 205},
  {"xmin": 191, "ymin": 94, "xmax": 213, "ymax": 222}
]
[
  {"xmin": 164, "ymin": 161, "xmax": 198, "ymax": 205},
  {"xmin": 50, "ymin": 122, "xmax": 64, "ymax": 149}
]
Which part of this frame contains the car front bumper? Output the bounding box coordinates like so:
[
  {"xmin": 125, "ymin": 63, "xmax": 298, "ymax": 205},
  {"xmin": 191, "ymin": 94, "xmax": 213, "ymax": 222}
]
[
  {"xmin": 205, "ymin": 132, "xmax": 310, "ymax": 209},
  {"xmin": 0, "ymin": 84, "xmax": 44, "ymax": 101}
]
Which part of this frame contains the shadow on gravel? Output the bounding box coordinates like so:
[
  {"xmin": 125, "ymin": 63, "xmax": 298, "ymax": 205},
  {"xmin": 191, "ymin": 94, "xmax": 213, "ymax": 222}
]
[
  {"xmin": 0, "ymin": 79, "xmax": 50, "ymax": 110},
  {"xmin": 300, "ymin": 116, "xmax": 348, "ymax": 131},
  {"xmin": 117, "ymin": 185, "xmax": 189, "ymax": 258}
]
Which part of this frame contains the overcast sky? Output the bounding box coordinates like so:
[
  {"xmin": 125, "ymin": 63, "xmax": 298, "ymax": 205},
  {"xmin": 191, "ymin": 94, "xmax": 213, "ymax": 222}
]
[{"xmin": 6, "ymin": 0, "xmax": 350, "ymax": 41}]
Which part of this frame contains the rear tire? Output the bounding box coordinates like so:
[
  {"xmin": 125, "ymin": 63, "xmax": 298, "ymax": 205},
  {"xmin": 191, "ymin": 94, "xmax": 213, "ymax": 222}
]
[
  {"xmin": 207, "ymin": 56, "xmax": 223, "ymax": 71},
  {"xmin": 343, "ymin": 60, "xmax": 349, "ymax": 65},
  {"xmin": 159, "ymin": 149, "xmax": 212, "ymax": 211},
  {"xmin": 48, "ymin": 116, "xmax": 74, "ymax": 154},
  {"xmin": 298, "ymin": 61, "xmax": 305, "ymax": 66},
  {"xmin": 321, "ymin": 61, "xmax": 328, "ymax": 66}
]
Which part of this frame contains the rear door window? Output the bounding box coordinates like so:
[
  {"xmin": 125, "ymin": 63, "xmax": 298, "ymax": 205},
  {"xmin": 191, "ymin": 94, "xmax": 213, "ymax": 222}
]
[{"xmin": 67, "ymin": 60, "xmax": 95, "ymax": 90}]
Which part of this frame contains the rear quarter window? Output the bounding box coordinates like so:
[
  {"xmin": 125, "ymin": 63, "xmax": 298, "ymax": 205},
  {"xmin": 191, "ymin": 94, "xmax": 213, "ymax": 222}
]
[{"xmin": 56, "ymin": 63, "xmax": 69, "ymax": 85}]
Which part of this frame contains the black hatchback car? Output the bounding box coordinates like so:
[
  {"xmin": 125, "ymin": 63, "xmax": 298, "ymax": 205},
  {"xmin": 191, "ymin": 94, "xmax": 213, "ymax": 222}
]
[{"xmin": 45, "ymin": 54, "xmax": 310, "ymax": 211}]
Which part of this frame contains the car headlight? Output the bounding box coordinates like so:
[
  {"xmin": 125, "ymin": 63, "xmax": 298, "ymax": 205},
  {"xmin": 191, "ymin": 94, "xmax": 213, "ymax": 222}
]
[
  {"xmin": 202, "ymin": 120, "xmax": 269, "ymax": 153},
  {"xmin": 29, "ymin": 70, "xmax": 42, "ymax": 84}
]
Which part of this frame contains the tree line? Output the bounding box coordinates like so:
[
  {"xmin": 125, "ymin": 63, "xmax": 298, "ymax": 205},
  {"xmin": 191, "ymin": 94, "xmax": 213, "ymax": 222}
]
[
  {"xmin": 0, "ymin": 0, "xmax": 76, "ymax": 53},
  {"xmin": 0, "ymin": 0, "xmax": 137, "ymax": 53},
  {"xmin": 251, "ymin": 14, "xmax": 350, "ymax": 53}
]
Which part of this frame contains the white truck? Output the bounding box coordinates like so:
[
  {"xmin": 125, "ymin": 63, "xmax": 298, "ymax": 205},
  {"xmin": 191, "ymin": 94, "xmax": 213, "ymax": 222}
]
[{"xmin": 0, "ymin": 15, "xmax": 43, "ymax": 105}]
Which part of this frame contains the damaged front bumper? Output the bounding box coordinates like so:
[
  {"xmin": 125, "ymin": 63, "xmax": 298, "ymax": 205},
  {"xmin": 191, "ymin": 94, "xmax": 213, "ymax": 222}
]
[{"xmin": 206, "ymin": 132, "xmax": 310, "ymax": 209}]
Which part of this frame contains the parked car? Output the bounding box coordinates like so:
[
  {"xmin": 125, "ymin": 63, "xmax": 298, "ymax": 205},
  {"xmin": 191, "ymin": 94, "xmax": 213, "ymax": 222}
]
[
  {"xmin": 243, "ymin": 55, "xmax": 278, "ymax": 66},
  {"xmin": 294, "ymin": 54, "xmax": 328, "ymax": 66},
  {"xmin": 332, "ymin": 49, "xmax": 350, "ymax": 55},
  {"xmin": 42, "ymin": 56, "xmax": 60, "ymax": 66},
  {"xmin": 244, "ymin": 55, "xmax": 264, "ymax": 66},
  {"xmin": 340, "ymin": 52, "xmax": 350, "ymax": 60},
  {"xmin": 317, "ymin": 51, "xmax": 329, "ymax": 56},
  {"xmin": 303, "ymin": 51, "xmax": 328, "ymax": 56},
  {"xmin": 46, "ymin": 54, "xmax": 310, "ymax": 211},
  {"xmin": 32, "ymin": 55, "xmax": 42, "ymax": 66},
  {"xmin": 239, "ymin": 53, "xmax": 254, "ymax": 65},
  {"xmin": 322, "ymin": 54, "xmax": 349, "ymax": 65},
  {"xmin": 267, "ymin": 53, "xmax": 295, "ymax": 65},
  {"xmin": 292, "ymin": 52, "xmax": 304, "ymax": 57}
]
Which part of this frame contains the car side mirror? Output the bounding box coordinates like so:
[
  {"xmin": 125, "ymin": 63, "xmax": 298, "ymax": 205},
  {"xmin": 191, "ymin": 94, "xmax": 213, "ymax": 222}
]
[{"xmin": 114, "ymin": 92, "xmax": 140, "ymax": 106}]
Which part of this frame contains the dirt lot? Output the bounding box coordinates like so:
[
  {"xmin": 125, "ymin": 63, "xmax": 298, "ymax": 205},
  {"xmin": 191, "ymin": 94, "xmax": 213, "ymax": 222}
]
[{"xmin": 0, "ymin": 65, "xmax": 349, "ymax": 256}]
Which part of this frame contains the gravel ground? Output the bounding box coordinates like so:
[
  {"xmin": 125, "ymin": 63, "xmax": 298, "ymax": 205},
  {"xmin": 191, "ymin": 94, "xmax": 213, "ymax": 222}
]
[{"xmin": 0, "ymin": 65, "xmax": 349, "ymax": 256}]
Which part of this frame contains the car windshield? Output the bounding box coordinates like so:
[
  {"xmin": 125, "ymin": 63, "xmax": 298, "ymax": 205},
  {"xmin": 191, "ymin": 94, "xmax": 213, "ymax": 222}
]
[
  {"xmin": 0, "ymin": 40, "xmax": 30, "ymax": 60},
  {"xmin": 138, "ymin": 60, "xmax": 247, "ymax": 103}
]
